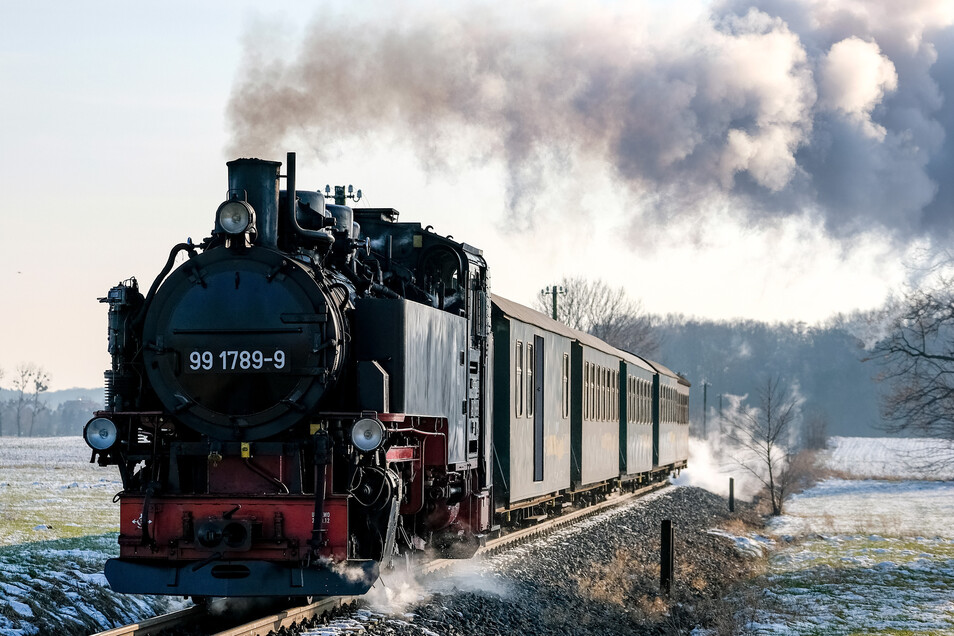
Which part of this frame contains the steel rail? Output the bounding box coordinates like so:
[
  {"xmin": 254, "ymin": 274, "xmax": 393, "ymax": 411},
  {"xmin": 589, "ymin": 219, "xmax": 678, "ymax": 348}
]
[
  {"xmin": 91, "ymin": 605, "xmax": 206, "ymax": 636},
  {"xmin": 211, "ymin": 596, "xmax": 359, "ymax": 636}
]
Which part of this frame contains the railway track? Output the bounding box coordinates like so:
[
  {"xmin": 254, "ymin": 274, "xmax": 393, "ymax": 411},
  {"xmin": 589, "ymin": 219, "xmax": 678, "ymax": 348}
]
[{"xmin": 93, "ymin": 481, "xmax": 669, "ymax": 636}]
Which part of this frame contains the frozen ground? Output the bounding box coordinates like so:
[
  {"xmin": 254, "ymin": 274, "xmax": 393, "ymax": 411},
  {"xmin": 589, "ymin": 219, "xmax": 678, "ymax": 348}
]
[
  {"xmin": 3, "ymin": 436, "xmax": 953, "ymax": 635},
  {"xmin": 822, "ymin": 435, "xmax": 954, "ymax": 480},
  {"xmin": 747, "ymin": 437, "xmax": 954, "ymax": 635},
  {"xmin": 0, "ymin": 437, "xmax": 185, "ymax": 635}
]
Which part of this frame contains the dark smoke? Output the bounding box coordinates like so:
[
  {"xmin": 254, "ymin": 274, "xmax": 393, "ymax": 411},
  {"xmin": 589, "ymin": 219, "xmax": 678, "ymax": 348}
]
[{"xmin": 227, "ymin": 2, "xmax": 954, "ymax": 243}]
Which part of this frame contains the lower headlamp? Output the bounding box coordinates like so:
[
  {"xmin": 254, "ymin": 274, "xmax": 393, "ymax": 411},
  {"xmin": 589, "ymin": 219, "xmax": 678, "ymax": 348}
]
[
  {"xmin": 84, "ymin": 417, "xmax": 118, "ymax": 451},
  {"xmin": 351, "ymin": 417, "xmax": 386, "ymax": 452}
]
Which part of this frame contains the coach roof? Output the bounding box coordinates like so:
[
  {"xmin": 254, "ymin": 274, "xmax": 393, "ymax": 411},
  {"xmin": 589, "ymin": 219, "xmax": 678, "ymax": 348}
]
[{"xmin": 491, "ymin": 295, "xmax": 654, "ymax": 373}]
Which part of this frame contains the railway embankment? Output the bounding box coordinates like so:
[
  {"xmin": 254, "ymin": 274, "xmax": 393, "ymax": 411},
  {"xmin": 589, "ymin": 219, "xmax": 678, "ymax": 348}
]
[{"xmin": 340, "ymin": 485, "xmax": 766, "ymax": 636}]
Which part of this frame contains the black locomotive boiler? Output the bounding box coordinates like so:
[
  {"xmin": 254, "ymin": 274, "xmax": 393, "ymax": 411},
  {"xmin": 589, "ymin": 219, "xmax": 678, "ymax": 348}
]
[{"xmin": 85, "ymin": 153, "xmax": 688, "ymax": 600}]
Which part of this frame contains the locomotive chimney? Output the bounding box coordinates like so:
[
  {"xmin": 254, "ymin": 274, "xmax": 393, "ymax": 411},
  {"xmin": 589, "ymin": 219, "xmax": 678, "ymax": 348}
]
[{"xmin": 226, "ymin": 158, "xmax": 281, "ymax": 249}]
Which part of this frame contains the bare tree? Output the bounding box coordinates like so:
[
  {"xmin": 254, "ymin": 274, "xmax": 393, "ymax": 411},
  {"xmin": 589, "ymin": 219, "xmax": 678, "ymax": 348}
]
[
  {"xmin": 723, "ymin": 376, "xmax": 800, "ymax": 515},
  {"xmin": 535, "ymin": 276, "xmax": 659, "ymax": 357},
  {"xmin": 27, "ymin": 367, "xmax": 50, "ymax": 437},
  {"xmin": 12, "ymin": 364, "xmax": 35, "ymax": 438},
  {"xmin": 869, "ymin": 279, "xmax": 954, "ymax": 440}
]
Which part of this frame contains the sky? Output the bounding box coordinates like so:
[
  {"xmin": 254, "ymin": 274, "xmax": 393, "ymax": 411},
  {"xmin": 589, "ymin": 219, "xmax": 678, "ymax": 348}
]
[{"xmin": 1, "ymin": 1, "xmax": 953, "ymax": 390}]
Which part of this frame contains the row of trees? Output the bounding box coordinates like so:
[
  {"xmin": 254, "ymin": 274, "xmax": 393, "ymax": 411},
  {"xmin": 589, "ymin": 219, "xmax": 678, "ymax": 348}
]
[
  {"xmin": 0, "ymin": 397, "xmax": 100, "ymax": 437},
  {"xmin": 0, "ymin": 363, "xmax": 51, "ymax": 437}
]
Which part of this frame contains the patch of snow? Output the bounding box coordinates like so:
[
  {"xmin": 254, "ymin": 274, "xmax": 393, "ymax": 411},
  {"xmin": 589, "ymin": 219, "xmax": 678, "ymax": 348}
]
[
  {"xmin": 6, "ymin": 602, "xmax": 33, "ymax": 618},
  {"xmin": 707, "ymin": 529, "xmax": 774, "ymax": 558}
]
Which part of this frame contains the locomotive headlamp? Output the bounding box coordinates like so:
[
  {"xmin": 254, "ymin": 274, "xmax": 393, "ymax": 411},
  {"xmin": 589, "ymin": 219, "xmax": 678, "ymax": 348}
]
[
  {"xmin": 84, "ymin": 417, "xmax": 118, "ymax": 451},
  {"xmin": 351, "ymin": 417, "xmax": 386, "ymax": 453},
  {"xmin": 216, "ymin": 200, "xmax": 255, "ymax": 235}
]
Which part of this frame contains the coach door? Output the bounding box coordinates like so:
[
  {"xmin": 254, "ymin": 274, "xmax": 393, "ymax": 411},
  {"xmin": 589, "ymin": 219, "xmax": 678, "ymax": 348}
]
[{"xmin": 533, "ymin": 335, "xmax": 545, "ymax": 482}]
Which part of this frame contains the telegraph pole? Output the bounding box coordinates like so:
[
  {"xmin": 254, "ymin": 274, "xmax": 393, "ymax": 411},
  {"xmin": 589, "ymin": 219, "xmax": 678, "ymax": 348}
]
[
  {"xmin": 702, "ymin": 381, "xmax": 708, "ymax": 439},
  {"xmin": 541, "ymin": 285, "xmax": 566, "ymax": 321}
]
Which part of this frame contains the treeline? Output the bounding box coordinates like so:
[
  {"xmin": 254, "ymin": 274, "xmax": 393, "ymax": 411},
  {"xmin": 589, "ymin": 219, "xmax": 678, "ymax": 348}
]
[
  {"xmin": 0, "ymin": 398, "xmax": 102, "ymax": 437},
  {"xmin": 652, "ymin": 314, "xmax": 883, "ymax": 438},
  {"xmin": 536, "ymin": 276, "xmax": 885, "ymax": 439},
  {"xmin": 0, "ymin": 364, "xmax": 102, "ymax": 437}
]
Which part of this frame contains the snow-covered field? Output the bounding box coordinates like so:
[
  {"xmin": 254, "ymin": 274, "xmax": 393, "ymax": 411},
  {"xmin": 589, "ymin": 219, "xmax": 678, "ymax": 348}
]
[
  {"xmin": 0, "ymin": 437, "xmax": 184, "ymax": 635},
  {"xmin": 3, "ymin": 436, "xmax": 953, "ymax": 635},
  {"xmin": 823, "ymin": 435, "xmax": 954, "ymax": 480},
  {"xmin": 747, "ymin": 437, "xmax": 954, "ymax": 635}
]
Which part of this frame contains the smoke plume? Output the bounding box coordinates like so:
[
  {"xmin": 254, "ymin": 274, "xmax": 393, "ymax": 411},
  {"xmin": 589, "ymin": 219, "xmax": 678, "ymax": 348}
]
[{"xmin": 228, "ymin": 1, "xmax": 954, "ymax": 242}]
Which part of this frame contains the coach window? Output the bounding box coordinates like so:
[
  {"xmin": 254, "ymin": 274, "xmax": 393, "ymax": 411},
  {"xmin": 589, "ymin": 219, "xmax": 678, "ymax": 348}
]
[
  {"xmin": 589, "ymin": 363, "xmax": 595, "ymax": 421},
  {"xmin": 635, "ymin": 380, "xmax": 641, "ymax": 423},
  {"xmin": 597, "ymin": 367, "xmax": 603, "ymax": 421},
  {"xmin": 583, "ymin": 362, "xmax": 589, "ymax": 420},
  {"xmin": 634, "ymin": 379, "xmax": 640, "ymax": 423},
  {"xmin": 598, "ymin": 367, "xmax": 603, "ymax": 421},
  {"xmin": 527, "ymin": 341, "xmax": 535, "ymax": 418},
  {"xmin": 646, "ymin": 382, "xmax": 651, "ymax": 423},
  {"xmin": 586, "ymin": 362, "xmax": 594, "ymax": 420},
  {"xmin": 515, "ymin": 341, "xmax": 524, "ymax": 418},
  {"xmin": 613, "ymin": 371, "xmax": 619, "ymax": 421},
  {"xmin": 603, "ymin": 367, "xmax": 609, "ymax": 421},
  {"xmin": 586, "ymin": 362, "xmax": 596, "ymax": 420},
  {"xmin": 646, "ymin": 382, "xmax": 652, "ymax": 423},
  {"xmin": 637, "ymin": 380, "xmax": 643, "ymax": 423},
  {"xmin": 584, "ymin": 362, "xmax": 590, "ymax": 420},
  {"xmin": 562, "ymin": 353, "xmax": 570, "ymax": 419},
  {"xmin": 614, "ymin": 371, "xmax": 619, "ymax": 420},
  {"xmin": 611, "ymin": 370, "xmax": 616, "ymax": 420},
  {"xmin": 637, "ymin": 380, "xmax": 642, "ymax": 423},
  {"xmin": 627, "ymin": 378, "xmax": 632, "ymax": 423},
  {"xmin": 626, "ymin": 377, "xmax": 630, "ymax": 423},
  {"xmin": 600, "ymin": 367, "xmax": 607, "ymax": 421},
  {"xmin": 635, "ymin": 379, "xmax": 640, "ymax": 423},
  {"xmin": 590, "ymin": 363, "xmax": 596, "ymax": 421}
]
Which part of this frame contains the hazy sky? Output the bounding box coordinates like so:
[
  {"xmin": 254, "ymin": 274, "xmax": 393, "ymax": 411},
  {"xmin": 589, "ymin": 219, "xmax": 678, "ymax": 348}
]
[{"xmin": 1, "ymin": 1, "xmax": 953, "ymax": 390}]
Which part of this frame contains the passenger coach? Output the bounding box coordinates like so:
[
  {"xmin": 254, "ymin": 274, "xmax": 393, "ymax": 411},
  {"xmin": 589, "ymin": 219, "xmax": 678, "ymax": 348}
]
[{"xmin": 490, "ymin": 295, "xmax": 689, "ymax": 520}]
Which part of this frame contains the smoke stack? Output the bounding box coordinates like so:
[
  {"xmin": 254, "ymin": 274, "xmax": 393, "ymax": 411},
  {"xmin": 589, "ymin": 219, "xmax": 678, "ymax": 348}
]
[{"xmin": 226, "ymin": 158, "xmax": 281, "ymax": 249}]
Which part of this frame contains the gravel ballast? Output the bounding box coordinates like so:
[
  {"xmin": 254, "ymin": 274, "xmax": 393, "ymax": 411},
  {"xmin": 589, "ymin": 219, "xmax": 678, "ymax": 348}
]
[{"xmin": 303, "ymin": 485, "xmax": 764, "ymax": 636}]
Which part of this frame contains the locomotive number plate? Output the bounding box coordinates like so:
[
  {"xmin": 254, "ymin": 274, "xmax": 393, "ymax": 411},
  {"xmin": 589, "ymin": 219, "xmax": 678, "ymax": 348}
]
[{"xmin": 185, "ymin": 349, "xmax": 289, "ymax": 373}]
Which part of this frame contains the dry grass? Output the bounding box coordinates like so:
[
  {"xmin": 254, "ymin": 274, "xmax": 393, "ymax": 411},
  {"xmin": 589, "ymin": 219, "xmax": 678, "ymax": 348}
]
[{"xmin": 573, "ymin": 514, "xmax": 770, "ymax": 634}]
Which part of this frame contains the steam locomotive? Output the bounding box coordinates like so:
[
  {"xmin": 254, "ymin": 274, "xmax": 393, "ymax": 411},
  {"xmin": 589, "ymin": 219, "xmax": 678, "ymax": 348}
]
[{"xmin": 85, "ymin": 153, "xmax": 688, "ymax": 599}]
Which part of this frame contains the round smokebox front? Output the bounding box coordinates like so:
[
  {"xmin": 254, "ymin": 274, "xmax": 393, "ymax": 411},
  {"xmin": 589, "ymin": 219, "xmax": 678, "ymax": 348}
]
[{"xmin": 142, "ymin": 247, "xmax": 342, "ymax": 440}]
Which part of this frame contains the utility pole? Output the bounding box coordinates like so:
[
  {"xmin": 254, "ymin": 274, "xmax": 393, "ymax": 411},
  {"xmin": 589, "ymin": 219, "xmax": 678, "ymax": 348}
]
[
  {"xmin": 325, "ymin": 184, "xmax": 362, "ymax": 206},
  {"xmin": 719, "ymin": 393, "xmax": 724, "ymax": 435},
  {"xmin": 540, "ymin": 285, "xmax": 566, "ymax": 321},
  {"xmin": 702, "ymin": 381, "xmax": 708, "ymax": 439}
]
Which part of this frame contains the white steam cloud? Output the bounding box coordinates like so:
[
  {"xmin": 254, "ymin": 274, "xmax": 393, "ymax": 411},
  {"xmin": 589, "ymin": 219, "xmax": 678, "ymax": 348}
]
[{"xmin": 228, "ymin": 0, "xmax": 954, "ymax": 244}]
